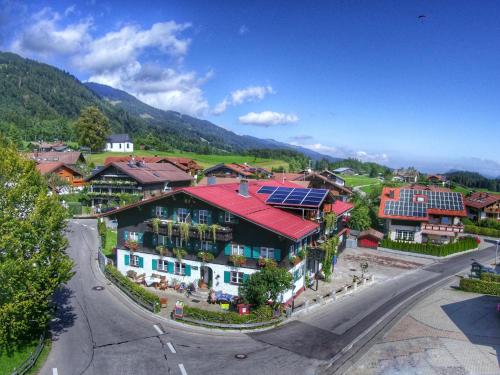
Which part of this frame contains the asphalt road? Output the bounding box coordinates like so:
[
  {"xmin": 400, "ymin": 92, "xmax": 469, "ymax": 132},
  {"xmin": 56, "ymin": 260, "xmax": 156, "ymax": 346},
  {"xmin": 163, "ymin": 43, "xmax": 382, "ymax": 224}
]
[{"xmin": 40, "ymin": 219, "xmax": 498, "ymax": 375}]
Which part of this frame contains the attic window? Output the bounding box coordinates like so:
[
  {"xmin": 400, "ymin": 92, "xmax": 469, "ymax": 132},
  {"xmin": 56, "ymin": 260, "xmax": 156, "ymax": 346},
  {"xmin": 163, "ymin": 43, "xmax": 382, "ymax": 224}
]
[{"xmin": 414, "ymin": 195, "xmax": 428, "ymax": 204}]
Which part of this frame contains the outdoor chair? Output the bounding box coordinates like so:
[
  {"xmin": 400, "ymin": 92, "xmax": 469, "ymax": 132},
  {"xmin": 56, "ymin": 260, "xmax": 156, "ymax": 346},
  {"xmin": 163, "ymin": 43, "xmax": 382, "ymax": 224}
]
[
  {"xmin": 135, "ymin": 273, "xmax": 146, "ymax": 284},
  {"xmin": 126, "ymin": 270, "xmax": 137, "ymax": 279}
]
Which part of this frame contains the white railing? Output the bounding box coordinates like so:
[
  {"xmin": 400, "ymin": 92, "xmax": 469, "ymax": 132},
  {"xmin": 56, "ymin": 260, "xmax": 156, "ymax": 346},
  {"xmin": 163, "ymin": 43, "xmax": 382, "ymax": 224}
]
[{"xmin": 421, "ymin": 223, "xmax": 464, "ymax": 233}]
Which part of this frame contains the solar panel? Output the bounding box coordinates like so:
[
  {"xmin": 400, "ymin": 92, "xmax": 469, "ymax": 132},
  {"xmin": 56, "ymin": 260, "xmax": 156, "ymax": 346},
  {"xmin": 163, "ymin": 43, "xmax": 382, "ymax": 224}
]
[
  {"xmin": 384, "ymin": 189, "xmax": 464, "ymax": 218},
  {"xmin": 257, "ymin": 186, "xmax": 279, "ymax": 194},
  {"xmin": 265, "ymin": 187, "xmax": 328, "ymax": 208}
]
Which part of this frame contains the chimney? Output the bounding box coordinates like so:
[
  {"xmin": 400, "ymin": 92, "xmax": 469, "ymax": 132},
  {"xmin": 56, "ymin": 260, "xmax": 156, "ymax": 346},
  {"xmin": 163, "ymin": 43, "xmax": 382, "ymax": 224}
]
[
  {"xmin": 239, "ymin": 179, "xmax": 249, "ymax": 197},
  {"xmin": 207, "ymin": 175, "xmax": 216, "ymax": 185}
]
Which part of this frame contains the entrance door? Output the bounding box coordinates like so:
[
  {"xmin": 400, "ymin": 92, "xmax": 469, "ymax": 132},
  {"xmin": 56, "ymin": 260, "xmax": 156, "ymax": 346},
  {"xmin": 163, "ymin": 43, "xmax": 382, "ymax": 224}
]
[{"xmin": 200, "ymin": 266, "xmax": 213, "ymax": 288}]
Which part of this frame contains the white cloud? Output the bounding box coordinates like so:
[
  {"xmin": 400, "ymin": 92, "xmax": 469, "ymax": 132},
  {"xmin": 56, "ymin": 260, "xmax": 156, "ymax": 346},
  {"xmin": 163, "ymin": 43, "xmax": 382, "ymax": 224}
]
[
  {"xmin": 11, "ymin": 9, "xmax": 210, "ymax": 116},
  {"xmin": 12, "ymin": 7, "xmax": 92, "ymax": 56},
  {"xmin": 239, "ymin": 111, "xmax": 299, "ymax": 127},
  {"xmin": 213, "ymin": 85, "xmax": 274, "ymax": 115},
  {"xmin": 239, "ymin": 25, "xmax": 249, "ymax": 35}
]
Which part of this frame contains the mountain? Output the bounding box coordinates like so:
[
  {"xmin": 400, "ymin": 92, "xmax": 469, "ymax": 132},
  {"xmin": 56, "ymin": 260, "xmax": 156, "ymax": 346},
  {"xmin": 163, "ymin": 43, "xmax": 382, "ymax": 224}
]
[
  {"xmin": 0, "ymin": 51, "xmax": 337, "ymax": 161},
  {"xmin": 84, "ymin": 82, "xmax": 339, "ymax": 161}
]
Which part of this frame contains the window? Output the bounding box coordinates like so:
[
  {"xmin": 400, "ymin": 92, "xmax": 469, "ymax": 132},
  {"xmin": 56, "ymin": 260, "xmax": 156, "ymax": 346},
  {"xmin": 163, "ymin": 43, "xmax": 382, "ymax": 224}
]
[
  {"xmin": 174, "ymin": 262, "xmax": 186, "ymax": 276},
  {"xmin": 130, "ymin": 255, "xmax": 140, "ymax": 267},
  {"xmin": 155, "ymin": 206, "xmax": 168, "ymax": 219},
  {"xmin": 396, "ymin": 230, "xmax": 415, "ymax": 242},
  {"xmin": 224, "ymin": 211, "xmax": 235, "ymax": 223},
  {"xmin": 231, "ymin": 271, "xmax": 244, "ymax": 284},
  {"xmin": 200, "ymin": 241, "xmax": 212, "ymax": 251},
  {"xmin": 199, "ymin": 210, "xmax": 209, "ymax": 224},
  {"xmin": 231, "ymin": 244, "xmax": 244, "ymax": 256},
  {"xmin": 129, "ymin": 231, "xmax": 141, "ymax": 242},
  {"xmin": 174, "ymin": 237, "xmax": 182, "ymax": 248},
  {"xmin": 157, "ymin": 259, "xmax": 169, "ymax": 272},
  {"xmin": 119, "ymin": 143, "xmax": 122, "ymax": 149},
  {"xmin": 260, "ymin": 247, "xmax": 275, "ymax": 259},
  {"xmin": 158, "ymin": 235, "xmax": 168, "ymax": 246},
  {"xmin": 177, "ymin": 208, "xmax": 190, "ymax": 223}
]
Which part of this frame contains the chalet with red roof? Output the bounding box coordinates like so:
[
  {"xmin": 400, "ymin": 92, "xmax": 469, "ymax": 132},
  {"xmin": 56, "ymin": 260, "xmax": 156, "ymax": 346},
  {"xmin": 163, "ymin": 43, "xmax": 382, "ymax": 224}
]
[
  {"xmin": 36, "ymin": 162, "xmax": 85, "ymax": 188},
  {"xmin": 378, "ymin": 186, "xmax": 466, "ymax": 244},
  {"xmin": 204, "ymin": 163, "xmax": 272, "ymax": 179},
  {"xmin": 101, "ymin": 179, "xmax": 350, "ymax": 299},
  {"xmin": 464, "ymin": 192, "xmax": 500, "ymax": 222},
  {"xmin": 104, "ymin": 156, "xmax": 203, "ymax": 176}
]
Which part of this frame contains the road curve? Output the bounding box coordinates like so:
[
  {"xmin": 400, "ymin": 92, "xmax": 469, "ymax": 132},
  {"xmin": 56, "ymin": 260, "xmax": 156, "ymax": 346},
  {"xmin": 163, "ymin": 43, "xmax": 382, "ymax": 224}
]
[{"xmin": 39, "ymin": 219, "xmax": 497, "ymax": 375}]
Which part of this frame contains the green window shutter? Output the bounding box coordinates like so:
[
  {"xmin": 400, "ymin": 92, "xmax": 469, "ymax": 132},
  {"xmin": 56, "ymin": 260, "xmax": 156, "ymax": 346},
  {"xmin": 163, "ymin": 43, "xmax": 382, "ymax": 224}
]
[
  {"xmin": 207, "ymin": 211, "xmax": 212, "ymax": 225},
  {"xmin": 224, "ymin": 271, "xmax": 231, "ymax": 283},
  {"xmin": 124, "ymin": 254, "xmax": 130, "ymax": 265},
  {"xmin": 224, "ymin": 243, "xmax": 232, "ymax": 255},
  {"xmin": 138, "ymin": 232, "xmax": 144, "ymax": 244},
  {"xmin": 243, "ymin": 245, "xmax": 252, "ymax": 258},
  {"xmin": 274, "ymin": 248, "xmax": 281, "ymax": 261},
  {"xmin": 192, "ymin": 210, "xmax": 198, "ymax": 225},
  {"xmin": 152, "ymin": 259, "xmax": 158, "ymax": 270},
  {"xmin": 138, "ymin": 256, "xmax": 144, "ymax": 268},
  {"xmin": 151, "ymin": 206, "xmax": 156, "ymax": 217},
  {"xmin": 167, "ymin": 261, "xmax": 174, "ymax": 274},
  {"xmin": 162, "ymin": 207, "xmax": 168, "ymax": 219},
  {"xmin": 218, "ymin": 211, "xmax": 224, "ymax": 224},
  {"xmin": 185, "ymin": 264, "xmax": 191, "ymax": 276},
  {"xmin": 124, "ymin": 230, "xmax": 129, "ymax": 241},
  {"xmin": 152, "ymin": 234, "xmax": 158, "ymax": 247},
  {"xmin": 251, "ymin": 247, "xmax": 260, "ymax": 259},
  {"xmin": 242, "ymin": 273, "xmax": 250, "ymax": 282},
  {"xmin": 172, "ymin": 209, "xmax": 177, "ymax": 222}
]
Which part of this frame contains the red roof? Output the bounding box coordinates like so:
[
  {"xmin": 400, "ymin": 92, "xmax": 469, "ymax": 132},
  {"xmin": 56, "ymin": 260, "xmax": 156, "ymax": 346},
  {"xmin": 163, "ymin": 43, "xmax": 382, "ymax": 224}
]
[
  {"xmin": 27, "ymin": 151, "xmax": 84, "ymax": 165},
  {"xmin": 464, "ymin": 191, "xmax": 500, "ymax": 209},
  {"xmin": 324, "ymin": 200, "xmax": 354, "ymax": 216},
  {"xmin": 182, "ymin": 181, "xmax": 319, "ymax": 241},
  {"xmin": 378, "ymin": 186, "xmax": 467, "ymax": 221},
  {"xmin": 36, "ymin": 162, "xmax": 83, "ymax": 176}
]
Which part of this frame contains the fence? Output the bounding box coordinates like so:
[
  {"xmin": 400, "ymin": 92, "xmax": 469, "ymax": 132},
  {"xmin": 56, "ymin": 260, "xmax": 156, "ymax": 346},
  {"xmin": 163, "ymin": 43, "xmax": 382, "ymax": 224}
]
[{"xmin": 10, "ymin": 333, "xmax": 46, "ymax": 375}]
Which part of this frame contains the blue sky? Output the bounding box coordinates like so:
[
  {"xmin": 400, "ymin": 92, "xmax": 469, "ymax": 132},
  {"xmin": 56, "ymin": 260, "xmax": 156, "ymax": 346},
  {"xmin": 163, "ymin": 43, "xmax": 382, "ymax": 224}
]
[{"xmin": 1, "ymin": 0, "xmax": 500, "ymax": 175}]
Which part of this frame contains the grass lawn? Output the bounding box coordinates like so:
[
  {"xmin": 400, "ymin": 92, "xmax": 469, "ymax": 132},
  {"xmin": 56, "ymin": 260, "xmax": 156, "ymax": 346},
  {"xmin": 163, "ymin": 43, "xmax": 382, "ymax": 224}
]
[
  {"xmin": 103, "ymin": 228, "xmax": 117, "ymax": 257},
  {"xmin": 85, "ymin": 150, "xmax": 289, "ymax": 171},
  {"xmin": 0, "ymin": 336, "xmax": 51, "ymax": 375},
  {"xmin": 343, "ymin": 175, "xmax": 382, "ymax": 188}
]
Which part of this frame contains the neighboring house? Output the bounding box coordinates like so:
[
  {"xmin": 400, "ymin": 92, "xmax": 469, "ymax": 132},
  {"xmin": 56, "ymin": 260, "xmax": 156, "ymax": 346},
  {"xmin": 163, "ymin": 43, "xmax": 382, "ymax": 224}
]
[
  {"xmin": 29, "ymin": 141, "xmax": 69, "ymax": 152},
  {"xmin": 464, "ymin": 192, "xmax": 500, "ymax": 222},
  {"xmin": 105, "ymin": 134, "xmax": 134, "ymax": 152},
  {"xmin": 357, "ymin": 228, "xmax": 384, "ymax": 249},
  {"xmin": 104, "ymin": 156, "xmax": 202, "ymax": 176},
  {"xmin": 27, "ymin": 151, "xmax": 85, "ymax": 165},
  {"xmin": 332, "ymin": 167, "xmax": 355, "ymax": 175},
  {"xmin": 101, "ymin": 180, "xmax": 324, "ymax": 301},
  {"xmin": 86, "ymin": 161, "xmax": 194, "ymax": 207},
  {"xmin": 36, "ymin": 162, "xmax": 85, "ymax": 188},
  {"xmin": 393, "ymin": 168, "xmax": 419, "ymax": 183},
  {"xmin": 204, "ymin": 163, "xmax": 272, "ymax": 179},
  {"xmin": 318, "ymin": 170, "xmax": 346, "ymax": 187},
  {"xmin": 427, "ymin": 174, "xmax": 448, "ymax": 186},
  {"xmin": 378, "ymin": 186, "xmax": 467, "ymax": 244}
]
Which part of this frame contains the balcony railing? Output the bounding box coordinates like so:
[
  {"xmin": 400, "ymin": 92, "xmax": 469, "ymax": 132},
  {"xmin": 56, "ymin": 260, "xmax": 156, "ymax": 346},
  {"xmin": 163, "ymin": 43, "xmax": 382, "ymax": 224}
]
[
  {"xmin": 147, "ymin": 220, "xmax": 233, "ymax": 242},
  {"xmin": 421, "ymin": 223, "xmax": 464, "ymax": 233}
]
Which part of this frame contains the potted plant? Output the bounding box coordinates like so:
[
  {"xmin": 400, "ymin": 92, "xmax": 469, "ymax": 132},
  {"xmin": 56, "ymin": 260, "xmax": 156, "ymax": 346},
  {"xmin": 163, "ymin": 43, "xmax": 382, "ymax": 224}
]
[
  {"xmin": 125, "ymin": 240, "xmax": 139, "ymax": 252},
  {"xmin": 156, "ymin": 245, "xmax": 167, "ymax": 258},
  {"xmin": 180, "ymin": 222, "xmax": 190, "ymax": 245},
  {"xmin": 290, "ymin": 255, "xmax": 302, "ymax": 266},
  {"xmin": 197, "ymin": 224, "xmax": 208, "ymax": 240},
  {"xmin": 151, "ymin": 217, "xmax": 161, "ymax": 234},
  {"xmin": 197, "ymin": 251, "xmax": 214, "ymax": 263},
  {"xmin": 258, "ymin": 257, "xmax": 277, "ymax": 268},
  {"xmin": 229, "ymin": 254, "xmax": 246, "ymax": 267},
  {"xmin": 173, "ymin": 248, "xmax": 187, "ymax": 261},
  {"xmin": 167, "ymin": 220, "xmax": 173, "ymax": 239},
  {"xmin": 210, "ymin": 224, "xmax": 219, "ymax": 243}
]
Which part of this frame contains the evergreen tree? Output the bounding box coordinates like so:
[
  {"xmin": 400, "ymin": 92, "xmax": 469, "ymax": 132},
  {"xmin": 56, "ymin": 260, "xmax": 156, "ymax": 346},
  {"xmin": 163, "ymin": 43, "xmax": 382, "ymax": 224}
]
[{"xmin": 74, "ymin": 106, "xmax": 111, "ymax": 151}]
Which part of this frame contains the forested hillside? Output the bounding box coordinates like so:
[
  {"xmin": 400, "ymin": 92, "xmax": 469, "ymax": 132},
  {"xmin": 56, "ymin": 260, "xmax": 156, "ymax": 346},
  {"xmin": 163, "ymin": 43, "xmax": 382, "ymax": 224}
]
[{"xmin": 446, "ymin": 171, "xmax": 500, "ymax": 192}]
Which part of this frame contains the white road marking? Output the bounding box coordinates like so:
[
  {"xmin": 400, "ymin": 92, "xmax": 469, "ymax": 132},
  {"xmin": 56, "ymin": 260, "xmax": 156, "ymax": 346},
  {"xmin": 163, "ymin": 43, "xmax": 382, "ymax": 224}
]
[
  {"xmin": 167, "ymin": 342, "xmax": 176, "ymax": 353},
  {"xmin": 52, "ymin": 368, "xmax": 59, "ymax": 375},
  {"xmin": 153, "ymin": 324, "xmax": 163, "ymax": 334},
  {"xmin": 178, "ymin": 364, "xmax": 188, "ymax": 375}
]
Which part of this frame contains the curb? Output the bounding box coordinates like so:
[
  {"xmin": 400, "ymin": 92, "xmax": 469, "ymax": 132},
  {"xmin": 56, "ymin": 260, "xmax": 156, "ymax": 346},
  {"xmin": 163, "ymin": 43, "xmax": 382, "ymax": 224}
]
[{"xmin": 376, "ymin": 246, "xmax": 480, "ymax": 260}]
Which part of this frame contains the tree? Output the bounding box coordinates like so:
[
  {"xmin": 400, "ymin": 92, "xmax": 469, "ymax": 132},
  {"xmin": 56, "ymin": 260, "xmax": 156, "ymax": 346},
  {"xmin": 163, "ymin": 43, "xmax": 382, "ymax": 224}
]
[
  {"xmin": 321, "ymin": 236, "xmax": 339, "ymax": 281},
  {"xmin": 240, "ymin": 267, "xmax": 293, "ymax": 309},
  {"xmin": 349, "ymin": 204, "xmax": 371, "ymax": 231},
  {"xmin": 74, "ymin": 106, "xmax": 111, "ymax": 151},
  {"xmin": 0, "ymin": 136, "xmax": 73, "ymax": 347}
]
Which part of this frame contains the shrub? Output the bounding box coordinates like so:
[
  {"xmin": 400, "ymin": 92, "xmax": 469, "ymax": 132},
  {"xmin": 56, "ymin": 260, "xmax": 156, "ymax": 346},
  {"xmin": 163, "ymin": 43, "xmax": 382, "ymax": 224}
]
[
  {"xmin": 183, "ymin": 305, "xmax": 274, "ymax": 324},
  {"xmin": 98, "ymin": 220, "xmax": 107, "ymax": 248},
  {"xmin": 459, "ymin": 277, "xmax": 500, "ymax": 296},
  {"xmin": 380, "ymin": 237, "xmax": 477, "ymax": 256},
  {"xmin": 105, "ymin": 265, "xmax": 160, "ymax": 313},
  {"xmin": 464, "ymin": 224, "xmax": 500, "ymax": 238},
  {"xmin": 480, "ymin": 273, "xmax": 500, "ymax": 283}
]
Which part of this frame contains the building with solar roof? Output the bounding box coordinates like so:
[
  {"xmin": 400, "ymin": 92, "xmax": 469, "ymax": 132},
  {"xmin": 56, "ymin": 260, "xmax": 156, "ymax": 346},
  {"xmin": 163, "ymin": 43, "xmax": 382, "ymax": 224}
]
[
  {"xmin": 464, "ymin": 192, "xmax": 500, "ymax": 222},
  {"xmin": 378, "ymin": 186, "xmax": 467, "ymax": 244},
  {"xmin": 100, "ymin": 179, "xmax": 352, "ymax": 301}
]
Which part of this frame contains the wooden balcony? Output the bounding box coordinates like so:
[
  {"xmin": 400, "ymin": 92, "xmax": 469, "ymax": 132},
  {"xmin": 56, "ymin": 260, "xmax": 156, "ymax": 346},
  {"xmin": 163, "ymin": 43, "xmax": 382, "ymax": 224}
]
[
  {"xmin": 147, "ymin": 220, "xmax": 233, "ymax": 242},
  {"xmin": 421, "ymin": 223, "xmax": 464, "ymax": 234}
]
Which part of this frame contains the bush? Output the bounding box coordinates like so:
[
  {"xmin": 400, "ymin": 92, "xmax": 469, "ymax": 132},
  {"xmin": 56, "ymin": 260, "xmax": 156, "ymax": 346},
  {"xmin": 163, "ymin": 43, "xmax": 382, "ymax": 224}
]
[
  {"xmin": 459, "ymin": 277, "xmax": 500, "ymax": 296},
  {"xmin": 183, "ymin": 305, "xmax": 274, "ymax": 324},
  {"xmin": 105, "ymin": 265, "xmax": 160, "ymax": 313},
  {"xmin": 98, "ymin": 221, "xmax": 107, "ymax": 248},
  {"xmin": 380, "ymin": 237, "xmax": 477, "ymax": 257},
  {"xmin": 480, "ymin": 273, "xmax": 500, "ymax": 283},
  {"xmin": 464, "ymin": 224, "xmax": 500, "ymax": 238}
]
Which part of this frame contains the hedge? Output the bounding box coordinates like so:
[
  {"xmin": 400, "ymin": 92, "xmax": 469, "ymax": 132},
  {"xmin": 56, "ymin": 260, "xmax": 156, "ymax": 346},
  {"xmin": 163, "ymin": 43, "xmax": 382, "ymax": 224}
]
[
  {"xmin": 480, "ymin": 273, "xmax": 500, "ymax": 283},
  {"xmin": 183, "ymin": 305, "xmax": 274, "ymax": 324},
  {"xmin": 98, "ymin": 221, "xmax": 107, "ymax": 248},
  {"xmin": 459, "ymin": 277, "xmax": 500, "ymax": 296},
  {"xmin": 104, "ymin": 265, "xmax": 160, "ymax": 313},
  {"xmin": 380, "ymin": 237, "xmax": 477, "ymax": 257},
  {"xmin": 464, "ymin": 224, "xmax": 500, "ymax": 238}
]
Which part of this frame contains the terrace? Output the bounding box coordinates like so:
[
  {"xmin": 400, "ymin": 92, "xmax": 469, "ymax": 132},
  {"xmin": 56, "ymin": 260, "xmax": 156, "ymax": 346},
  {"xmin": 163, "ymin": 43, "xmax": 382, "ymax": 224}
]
[{"xmin": 146, "ymin": 219, "xmax": 233, "ymax": 242}]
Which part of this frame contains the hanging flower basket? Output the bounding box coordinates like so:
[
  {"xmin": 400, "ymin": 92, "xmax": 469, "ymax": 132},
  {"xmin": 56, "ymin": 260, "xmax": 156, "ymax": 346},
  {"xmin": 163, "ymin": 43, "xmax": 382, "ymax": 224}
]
[{"xmin": 229, "ymin": 254, "xmax": 246, "ymax": 267}]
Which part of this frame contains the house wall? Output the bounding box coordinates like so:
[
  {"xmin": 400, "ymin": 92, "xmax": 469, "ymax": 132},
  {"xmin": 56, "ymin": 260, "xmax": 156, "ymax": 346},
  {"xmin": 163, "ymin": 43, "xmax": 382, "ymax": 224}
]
[
  {"xmin": 54, "ymin": 167, "xmax": 85, "ymax": 187},
  {"xmin": 387, "ymin": 219, "xmax": 423, "ymax": 243},
  {"xmin": 105, "ymin": 142, "xmax": 134, "ymax": 152}
]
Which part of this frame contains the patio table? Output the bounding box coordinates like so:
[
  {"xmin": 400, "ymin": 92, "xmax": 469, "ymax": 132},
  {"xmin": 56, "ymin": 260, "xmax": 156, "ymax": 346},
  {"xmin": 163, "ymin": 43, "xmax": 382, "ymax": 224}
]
[{"xmin": 145, "ymin": 276, "xmax": 162, "ymax": 287}]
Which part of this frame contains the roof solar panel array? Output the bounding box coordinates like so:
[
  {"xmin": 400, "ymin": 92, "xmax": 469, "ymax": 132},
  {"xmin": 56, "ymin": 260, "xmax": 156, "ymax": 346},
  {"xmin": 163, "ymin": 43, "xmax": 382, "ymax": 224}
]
[
  {"xmin": 257, "ymin": 185, "xmax": 329, "ymax": 208},
  {"xmin": 383, "ymin": 189, "xmax": 464, "ymax": 218}
]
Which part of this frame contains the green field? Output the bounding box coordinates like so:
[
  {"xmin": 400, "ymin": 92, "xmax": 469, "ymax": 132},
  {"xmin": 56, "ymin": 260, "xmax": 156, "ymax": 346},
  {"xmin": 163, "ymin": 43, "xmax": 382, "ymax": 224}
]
[
  {"xmin": 85, "ymin": 150, "xmax": 289, "ymax": 171},
  {"xmin": 343, "ymin": 175, "xmax": 382, "ymax": 188},
  {"xmin": 103, "ymin": 228, "xmax": 117, "ymax": 257},
  {"xmin": 0, "ymin": 337, "xmax": 51, "ymax": 375}
]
